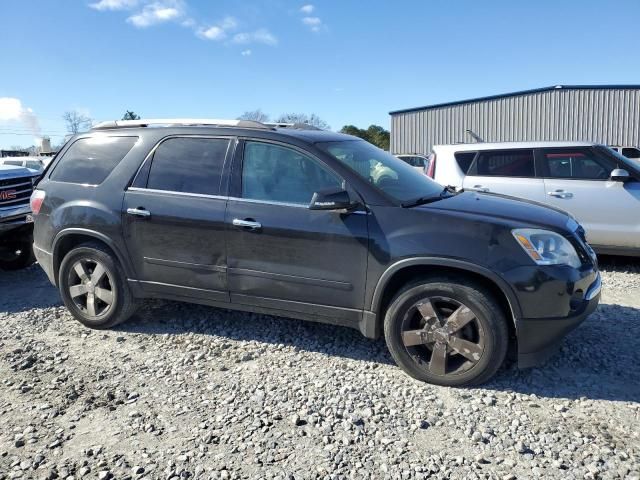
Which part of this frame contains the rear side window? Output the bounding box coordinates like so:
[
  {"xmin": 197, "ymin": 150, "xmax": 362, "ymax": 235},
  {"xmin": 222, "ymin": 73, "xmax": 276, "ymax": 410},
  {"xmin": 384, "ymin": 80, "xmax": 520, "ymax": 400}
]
[
  {"xmin": 475, "ymin": 150, "xmax": 535, "ymax": 177},
  {"xmin": 454, "ymin": 152, "xmax": 476, "ymax": 173},
  {"xmin": 147, "ymin": 137, "xmax": 229, "ymax": 195},
  {"xmin": 50, "ymin": 136, "xmax": 137, "ymax": 185}
]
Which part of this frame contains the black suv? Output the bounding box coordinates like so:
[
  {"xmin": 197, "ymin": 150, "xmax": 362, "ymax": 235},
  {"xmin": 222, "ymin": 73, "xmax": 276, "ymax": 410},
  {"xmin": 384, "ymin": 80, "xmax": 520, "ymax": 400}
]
[{"xmin": 31, "ymin": 119, "xmax": 601, "ymax": 386}]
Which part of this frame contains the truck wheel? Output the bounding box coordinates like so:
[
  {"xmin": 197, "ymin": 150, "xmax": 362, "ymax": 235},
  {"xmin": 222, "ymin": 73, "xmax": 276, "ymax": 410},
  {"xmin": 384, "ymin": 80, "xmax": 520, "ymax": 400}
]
[
  {"xmin": 384, "ymin": 277, "xmax": 509, "ymax": 387},
  {"xmin": 58, "ymin": 242, "xmax": 138, "ymax": 329},
  {"xmin": 0, "ymin": 241, "xmax": 36, "ymax": 270}
]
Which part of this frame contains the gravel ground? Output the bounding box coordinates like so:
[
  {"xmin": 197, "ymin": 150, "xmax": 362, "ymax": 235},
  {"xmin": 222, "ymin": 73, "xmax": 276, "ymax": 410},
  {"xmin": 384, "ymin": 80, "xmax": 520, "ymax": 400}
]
[{"xmin": 0, "ymin": 258, "xmax": 638, "ymax": 480}]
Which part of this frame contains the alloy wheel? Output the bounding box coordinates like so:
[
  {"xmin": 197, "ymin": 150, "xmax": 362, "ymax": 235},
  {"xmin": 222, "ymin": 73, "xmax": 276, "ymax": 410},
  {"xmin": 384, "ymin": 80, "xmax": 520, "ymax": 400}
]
[
  {"xmin": 67, "ymin": 258, "xmax": 115, "ymax": 318},
  {"xmin": 400, "ymin": 297, "xmax": 485, "ymax": 376}
]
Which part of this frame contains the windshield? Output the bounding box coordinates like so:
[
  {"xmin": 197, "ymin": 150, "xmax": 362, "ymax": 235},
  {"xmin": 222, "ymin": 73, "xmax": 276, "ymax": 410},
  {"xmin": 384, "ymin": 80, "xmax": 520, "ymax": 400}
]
[{"xmin": 317, "ymin": 140, "xmax": 443, "ymax": 203}]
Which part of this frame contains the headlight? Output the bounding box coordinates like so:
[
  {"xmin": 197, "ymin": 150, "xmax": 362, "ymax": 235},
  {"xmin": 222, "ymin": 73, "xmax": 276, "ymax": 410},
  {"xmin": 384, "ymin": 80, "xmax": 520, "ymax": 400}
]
[{"xmin": 512, "ymin": 228, "xmax": 581, "ymax": 268}]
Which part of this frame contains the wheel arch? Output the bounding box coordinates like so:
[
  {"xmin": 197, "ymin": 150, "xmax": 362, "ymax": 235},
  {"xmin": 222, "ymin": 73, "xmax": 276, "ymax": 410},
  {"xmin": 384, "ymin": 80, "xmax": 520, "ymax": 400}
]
[
  {"xmin": 368, "ymin": 258, "xmax": 522, "ymax": 338},
  {"xmin": 52, "ymin": 228, "xmax": 133, "ymax": 285}
]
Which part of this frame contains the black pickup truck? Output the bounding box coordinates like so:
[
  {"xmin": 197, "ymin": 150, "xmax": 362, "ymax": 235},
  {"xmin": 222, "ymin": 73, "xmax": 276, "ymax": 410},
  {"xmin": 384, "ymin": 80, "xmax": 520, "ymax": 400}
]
[{"xmin": 0, "ymin": 164, "xmax": 38, "ymax": 270}]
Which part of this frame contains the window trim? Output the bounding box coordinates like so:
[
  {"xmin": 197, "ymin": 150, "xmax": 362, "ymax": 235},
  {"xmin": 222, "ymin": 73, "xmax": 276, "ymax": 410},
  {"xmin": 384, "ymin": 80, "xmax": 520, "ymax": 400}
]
[
  {"xmin": 467, "ymin": 148, "xmax": 536, "ymax": 178},
  {"xmin": 535, "ymin": 147, "xmax": 615, "ymax": 181},
  {"xmin": 235, "ymin": 138, "xmax": 347, "ymax": 206},
  {"xmin": 128, "ymin": 134, "xmax": 235, "ymax": 195}
]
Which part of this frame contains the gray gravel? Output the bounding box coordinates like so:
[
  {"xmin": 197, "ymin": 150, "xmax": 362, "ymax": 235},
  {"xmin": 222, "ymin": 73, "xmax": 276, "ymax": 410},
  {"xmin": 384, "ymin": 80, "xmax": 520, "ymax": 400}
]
[{"xmin": 0, "ymin": 259, "xmax": 639, "ymax": 480}]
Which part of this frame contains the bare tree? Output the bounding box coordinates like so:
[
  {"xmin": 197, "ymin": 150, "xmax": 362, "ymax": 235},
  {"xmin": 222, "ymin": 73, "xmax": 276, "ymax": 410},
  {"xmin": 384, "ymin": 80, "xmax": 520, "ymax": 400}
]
[
  {"xmin": 237, "ymin": 109, "xmax": 270, "ymax": 123},
  {"xmin": 62, "ymin": 110, "xmax": 93, "ymax": 134},
  {"xmin": 274, "ymin": 113, "xmax": 330, "ymax": 130}
]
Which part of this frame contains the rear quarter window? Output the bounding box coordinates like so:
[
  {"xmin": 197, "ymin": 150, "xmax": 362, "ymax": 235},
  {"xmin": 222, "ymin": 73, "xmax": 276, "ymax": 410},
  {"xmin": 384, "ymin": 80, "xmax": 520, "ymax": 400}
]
[
  {"xmin": 50, "ymin": 136, "xmax": 138, "ymax": 185},
  {"xmin": 454, "ymin": 152, "xmax": 476, "ymax": 173}
]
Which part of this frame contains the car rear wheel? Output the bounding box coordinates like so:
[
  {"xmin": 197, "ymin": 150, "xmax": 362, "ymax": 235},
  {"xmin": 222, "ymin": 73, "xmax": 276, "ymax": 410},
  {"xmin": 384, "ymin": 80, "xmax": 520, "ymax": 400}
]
[
  {"xmin": 0, "ymin": 241, "xmax": 35, "ymax": 271},
  {"xmin": 58, "ymin": 242, "xmax": 138, "ymax": 329},
  {"xmin": 384, "ymin": 277, "xmax": 509, "ymax": 386}
]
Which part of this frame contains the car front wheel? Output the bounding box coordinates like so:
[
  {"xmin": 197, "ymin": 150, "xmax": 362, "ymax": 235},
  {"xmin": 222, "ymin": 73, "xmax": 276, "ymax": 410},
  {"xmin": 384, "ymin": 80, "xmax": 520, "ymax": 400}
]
[
  {"xmin": 384, "ymin": 277, "xmax": 509, "ymax": 387},
  {"xmin": 58, "ymin": 242, "xmax": 138, "ymax": 329}
]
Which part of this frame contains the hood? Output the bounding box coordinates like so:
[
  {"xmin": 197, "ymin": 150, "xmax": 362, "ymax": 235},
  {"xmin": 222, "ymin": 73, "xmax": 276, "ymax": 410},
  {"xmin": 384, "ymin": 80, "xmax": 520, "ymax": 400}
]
[
  {"xmin": 0, "ymin": 164, "xmax": 37, "ymax": 179},
  {"xmin": 424, "ymin": 191, "xmax": 574, "ymax": 232}
]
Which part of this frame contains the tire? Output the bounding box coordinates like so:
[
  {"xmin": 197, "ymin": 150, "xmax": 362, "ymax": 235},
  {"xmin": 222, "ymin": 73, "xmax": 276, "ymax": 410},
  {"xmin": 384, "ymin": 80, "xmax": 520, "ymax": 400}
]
[
  {"xmin": 384, "ymin": 276, "xmax": 509, "ymax": 387},
  {"xmin": 0, "ymin": 241, "xmax": 35, "ymax": 271},
  {"xmin": 58, "ymin": 242, "xmax": 138, "ymax": 329}
]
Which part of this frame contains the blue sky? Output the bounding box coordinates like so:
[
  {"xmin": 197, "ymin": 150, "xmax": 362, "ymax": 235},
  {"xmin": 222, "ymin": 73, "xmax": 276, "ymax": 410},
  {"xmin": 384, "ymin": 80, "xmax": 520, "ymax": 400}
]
[{"xmin": 1, "ymin": 0, "xmax": 639, "ymax": 148}]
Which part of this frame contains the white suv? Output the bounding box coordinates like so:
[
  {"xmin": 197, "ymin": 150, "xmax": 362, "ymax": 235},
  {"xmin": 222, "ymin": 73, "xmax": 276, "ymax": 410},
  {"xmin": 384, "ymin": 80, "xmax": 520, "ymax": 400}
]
[{"xmin": 429, "ymin": 141, "xmax": 640, "ymax": 256}]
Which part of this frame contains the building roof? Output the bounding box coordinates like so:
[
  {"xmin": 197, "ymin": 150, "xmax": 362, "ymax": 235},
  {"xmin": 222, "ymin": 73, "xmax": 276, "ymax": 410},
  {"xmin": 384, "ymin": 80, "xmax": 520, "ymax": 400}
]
[{"xmin": 389, "ymin": 85, "xmax": 640, "ymax": 115}]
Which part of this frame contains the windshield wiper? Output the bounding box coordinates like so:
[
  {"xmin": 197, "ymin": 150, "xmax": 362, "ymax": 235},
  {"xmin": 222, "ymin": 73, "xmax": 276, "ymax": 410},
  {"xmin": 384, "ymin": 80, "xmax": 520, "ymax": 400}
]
[{"xmin": 401, "ymin": 186, "xmax": 460, "ymax": 208}]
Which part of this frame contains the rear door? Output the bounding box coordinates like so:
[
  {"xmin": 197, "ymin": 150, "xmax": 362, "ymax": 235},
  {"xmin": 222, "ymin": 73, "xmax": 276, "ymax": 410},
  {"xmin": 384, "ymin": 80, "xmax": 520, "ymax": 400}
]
[
  {"xmin": 225, "ymin": 139, "xmax": 369, "ymax": 320},
  {"xmin": 462, "ymin": 149, "xmax": 546, "ymax": 202},
  {"xmin": 123, "ymin": 136, "xmax": 233, "ymax": 301},
  {"xmin": 539, "ymin": 147, "xmax": 640, "ymax": 249}
]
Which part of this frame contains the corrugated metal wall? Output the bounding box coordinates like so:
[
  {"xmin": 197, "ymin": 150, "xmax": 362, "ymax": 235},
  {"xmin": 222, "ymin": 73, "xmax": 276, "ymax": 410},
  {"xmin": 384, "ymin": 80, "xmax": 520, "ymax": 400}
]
[{"xmin": 390, "ymin": 88, "xmax": 640, "ymax": 154}]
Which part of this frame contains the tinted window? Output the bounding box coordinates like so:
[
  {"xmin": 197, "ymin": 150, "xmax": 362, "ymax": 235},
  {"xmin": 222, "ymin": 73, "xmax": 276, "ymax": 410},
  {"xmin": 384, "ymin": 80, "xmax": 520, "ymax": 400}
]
[
  {"xmin": 400, "ymin": 156, "xmax": 426, "ymax": 167},
  {"xmin": 50, "ymin": 136, "xmax": 137, "ymax": 185},
  {"xmin": 242, "ymin": 142, "xmax": 341, "ymax": 204},
  {"xmin": 542, "ymin": 149, "xmax": 612, "ymax": 180},
  {"xmin": 147, "ymin": 138, "xmax": 229, "ymax": 195},
  {"xmin": 476, "ymin": 150, "xmax": 535, "ymax": 177},
  {"xmin": 317, "ymin": 140, "xmax": 444, "ymax": 203},
  {"xmin": 622, "ymin": 148, "xmax": 640, "ymax": 159},
  {"xmin": 454, "ymin": 152, "xmax": 476, "ymax": 173},
  {"xmin": 4, "ymin": 160, "xmax": 23, "ymax": 166}
]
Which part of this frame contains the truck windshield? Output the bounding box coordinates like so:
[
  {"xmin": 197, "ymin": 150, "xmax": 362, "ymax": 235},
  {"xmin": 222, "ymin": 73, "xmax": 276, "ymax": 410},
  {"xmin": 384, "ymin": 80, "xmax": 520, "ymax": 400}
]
[{"xmin": 317, "ymin": 140, "xmax": 444, "ymax": 203}]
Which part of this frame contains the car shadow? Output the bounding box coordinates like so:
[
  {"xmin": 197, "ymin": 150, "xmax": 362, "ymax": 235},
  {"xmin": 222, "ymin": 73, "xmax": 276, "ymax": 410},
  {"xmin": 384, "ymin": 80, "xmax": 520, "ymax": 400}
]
[{"xmin": 2, "ymin": 267, "xmax": 639, "ymax": 403}]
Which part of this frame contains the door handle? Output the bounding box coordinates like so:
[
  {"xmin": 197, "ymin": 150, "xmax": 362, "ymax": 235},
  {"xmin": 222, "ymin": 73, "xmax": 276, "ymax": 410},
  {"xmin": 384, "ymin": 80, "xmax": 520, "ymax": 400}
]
[
  {"xmin": 126, "ymin": 207, "xmax": 151, "ymax": 218},
  {"xmin": 547, "ymin": 190, "xmax": 573, "ymax": 199},
  {"xmin": 473, "ymin": 185, "xmax": 490, "ymax": 192},
  {"xmin": 232, "ymin": 218, "xmax": 262, "ymax": 231}
]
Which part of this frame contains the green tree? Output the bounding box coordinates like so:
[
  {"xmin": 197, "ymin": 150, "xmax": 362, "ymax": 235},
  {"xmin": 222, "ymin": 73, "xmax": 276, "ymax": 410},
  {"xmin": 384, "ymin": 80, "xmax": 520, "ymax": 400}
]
[
  {"xmin": 122, "ymin": 110, "xmax": 141, "ymax": 120},
  {"xmin": 340, "ymin": 124, "xmax": 390, "ymax": 150}
]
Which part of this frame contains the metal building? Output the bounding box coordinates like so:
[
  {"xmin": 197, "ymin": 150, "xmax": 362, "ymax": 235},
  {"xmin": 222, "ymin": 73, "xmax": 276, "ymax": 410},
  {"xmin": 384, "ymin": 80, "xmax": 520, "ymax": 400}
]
[{"xmin": 389, "ymin": 85, "xmax": 640, "ymax": 154}]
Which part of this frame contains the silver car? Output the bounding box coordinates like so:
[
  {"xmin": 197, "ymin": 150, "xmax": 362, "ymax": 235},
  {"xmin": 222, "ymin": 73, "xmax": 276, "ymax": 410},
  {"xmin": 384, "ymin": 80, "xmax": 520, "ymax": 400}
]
[{"xmin": 429, "ymin": 141, "xmax": 640, "ymax": 256}]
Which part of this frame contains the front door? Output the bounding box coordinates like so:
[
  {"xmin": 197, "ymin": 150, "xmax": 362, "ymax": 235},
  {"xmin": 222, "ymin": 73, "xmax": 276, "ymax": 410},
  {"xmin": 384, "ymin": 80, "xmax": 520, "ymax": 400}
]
[
  {"xmin": 123, "ymin": 136, "xmax": 232, "ymax": 301},
  {"xmin": 462, "ymin": 149, "xmax": 547, "ymax": 203},
  {"xmin": 539, "ymin": 147, "xmax": 640, "ymax": 249},
  {"xmin": 225, "ymin": 140, "xmax": 369, "ymax": 320}
]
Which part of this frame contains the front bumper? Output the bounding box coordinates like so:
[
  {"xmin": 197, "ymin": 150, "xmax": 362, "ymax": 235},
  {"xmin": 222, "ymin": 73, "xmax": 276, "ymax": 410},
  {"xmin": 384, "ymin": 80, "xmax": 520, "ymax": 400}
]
[{"xmin": 517, "ymin": 272, "xmax": 601, "ymax": 368}]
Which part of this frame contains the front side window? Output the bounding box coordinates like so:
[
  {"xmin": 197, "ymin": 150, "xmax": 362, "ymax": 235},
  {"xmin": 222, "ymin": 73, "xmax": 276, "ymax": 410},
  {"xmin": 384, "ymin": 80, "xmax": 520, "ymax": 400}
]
[
  {"xmin": 475, "ymin": 150, "xmax": 535, "ymax": 177},
  {"xmin": 50, "ymin": 136, "xmax": 138, "ymax": 185},
  {"xmin": 147, "ymin": 137, "xmax": 230, "ymax": 195},
  {"xmin": 242, "ymin": 141, "xmax": 341, "ymax": 204},
  {"xmin": 317, "ymin": 140, "xmax": 443, "ymax": 203},
  {"xmin": 542, "ymin": 148, "xmax": 612, "ymax": 180},
  {"xmin": 622, "ymin": 147, "xmax": 640, "ymax": 159}
]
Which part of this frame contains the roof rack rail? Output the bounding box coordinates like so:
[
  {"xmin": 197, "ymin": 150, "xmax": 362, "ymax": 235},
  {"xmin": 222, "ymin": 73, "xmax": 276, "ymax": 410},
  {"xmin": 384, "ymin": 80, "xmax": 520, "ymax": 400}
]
[
  {"xmin": 264, "ymin": 122, "xmax": 323, "ymax": 131},
  {"xmin": 91, "ymin": 118, "xmax": 272, "ymax": 131}
]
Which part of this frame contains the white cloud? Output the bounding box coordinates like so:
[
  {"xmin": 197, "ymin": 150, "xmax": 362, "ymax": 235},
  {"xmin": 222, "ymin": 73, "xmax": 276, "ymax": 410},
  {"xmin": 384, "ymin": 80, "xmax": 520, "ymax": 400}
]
[
  {"xmin": 302, "ymin": 16, "xmax": 322, "ymax": 32},
  {"xmin": 232, "ymin": 29, "xmax": 277, "ymax": 46},
  {"xmin": 90, "ymin": 0, "xmax": 138, "ymax": 11},
  {"xmin": 0, "ymin": 97, "xmax": 41, "ymax": 140},
  {"xmin": 127, "ymin": 1, "xmax": 184, "ymax": 28},
  {"xmin": 241, "ymin": 49, "xmax": 252, "ymax": 56},
  {"xmin": 197, "ymin": 25, "xmax": 226, "ymax": 40},
  {"xmin": 196, "ymin": 16, "xmax": 237, "ymax": 41},
  {"xmin": 300, "ymin": 4, "xmax": 314, "ymax": 14}
]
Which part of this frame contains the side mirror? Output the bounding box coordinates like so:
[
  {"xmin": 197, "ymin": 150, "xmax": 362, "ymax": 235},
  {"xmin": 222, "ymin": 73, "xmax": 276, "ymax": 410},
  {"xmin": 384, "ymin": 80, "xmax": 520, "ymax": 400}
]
[
  {"xmin": 309, "ymin": 187, "xmax": 357, "ymax": 211},
  {"xmin": 610, "ymin": 168, "xmax": 630, "ymax": 182}
]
